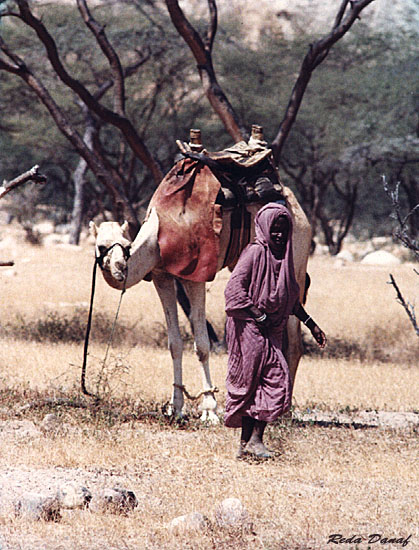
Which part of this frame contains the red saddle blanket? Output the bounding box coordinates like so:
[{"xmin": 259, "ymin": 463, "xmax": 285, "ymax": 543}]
[{"xmin": 148, "ymin": 158, "xmax": 223, "ymax": 282}]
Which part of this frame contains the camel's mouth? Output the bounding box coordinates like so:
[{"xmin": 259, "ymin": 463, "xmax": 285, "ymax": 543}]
[{"xmin": 111, "ymin": 269, "xmax": 127, "ymax": 282}]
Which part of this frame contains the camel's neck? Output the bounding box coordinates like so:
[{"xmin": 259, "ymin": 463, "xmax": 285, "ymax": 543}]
[{"xmin": 125, "ymin": 208, "xmax": 160, "ymax": 288}]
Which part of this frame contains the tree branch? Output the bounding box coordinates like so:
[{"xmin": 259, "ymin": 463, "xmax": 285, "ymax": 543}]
[
  {"xmin": 271, "ymin": 0, "xmax": 376, "ymax": 163},
  {"xmin": 383, "ymin": 176, "xmax": 419, "ymax": 259},
  {"xmin": 15, "ymin": 0, "xmax": 163, "ymax": 184},
  {"xmin": 76, "ymin": 0, "xmax": 125, "ymax": 116},
  {"xmin": 205, "ymin": 0, "xmax": 218, "ymax": 52},
  {"xmin": 0, "ymin": 165, "xmax": 46, "ymax": 199},
  {"xmin": 388, "ymin": 274, "xmax": 419, "ymax": 336},
  {"xmin": 0, "ymin": 41, "xmax": 139, "ymax": 228},
  {"xmin": 165, "ymin": 0, "xmax": 246, "ymax": 142}
]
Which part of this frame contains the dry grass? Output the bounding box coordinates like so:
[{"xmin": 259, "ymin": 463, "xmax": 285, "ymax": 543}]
[{"xmin": 0, "ymin": 225, "xmax": 418, "ymax": 549}]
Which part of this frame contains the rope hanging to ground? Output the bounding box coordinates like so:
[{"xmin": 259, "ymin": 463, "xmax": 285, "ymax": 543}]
[
  {"xmin": 81, "ymin": 244, "xmax": 128, "ymax": 398},
  {"xmin": 173, "ymin": 383, "xmax": 219, "ymax": 401}
]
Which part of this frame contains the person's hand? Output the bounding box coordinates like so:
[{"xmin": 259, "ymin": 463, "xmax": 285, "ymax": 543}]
[
  {"xmin": 254, "ymin": 312, "xmax": 271, "ymax": 336},
  {"xmin": 311, "ymin": 325, "xmax": 327, "ymax": 349}
]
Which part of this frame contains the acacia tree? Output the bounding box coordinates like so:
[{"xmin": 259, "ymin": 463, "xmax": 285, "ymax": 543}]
[{"xmin": 0, "ymin": 0, "xmax": 376, "ymax": 239}]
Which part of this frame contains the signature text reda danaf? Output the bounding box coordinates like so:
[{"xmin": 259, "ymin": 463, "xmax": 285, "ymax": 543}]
[{"xmin": 327, "ymin": 534, "xmax": 412, "ymax": 546}]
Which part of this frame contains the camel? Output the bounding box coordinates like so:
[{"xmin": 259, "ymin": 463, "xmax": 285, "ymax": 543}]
[{"xmin": 90, "ymin": 182, "xmax": 311, "ymax": 423}]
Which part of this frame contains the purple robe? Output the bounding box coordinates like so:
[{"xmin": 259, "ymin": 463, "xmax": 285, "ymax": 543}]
[{"xmin": 224, "ymin": 203, "xmax": 300, "ymax": 428}]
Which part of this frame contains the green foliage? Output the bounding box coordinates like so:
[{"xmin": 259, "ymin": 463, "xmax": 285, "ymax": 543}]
[{"xmin": 0, "ymin": 4, "xmax": 417, "ymax": 240}]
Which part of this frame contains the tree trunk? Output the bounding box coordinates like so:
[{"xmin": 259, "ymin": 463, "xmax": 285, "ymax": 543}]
[{"xmin": 69, "ymin": 111, "xmax": 97, "ymax": 244}]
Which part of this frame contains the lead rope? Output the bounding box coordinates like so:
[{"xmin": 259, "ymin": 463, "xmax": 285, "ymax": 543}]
[{"xmin": 81, "ymin": 245, "xmax": 128, "ymax": 398}]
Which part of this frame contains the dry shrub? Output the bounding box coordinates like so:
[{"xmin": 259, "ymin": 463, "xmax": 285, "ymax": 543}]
[
  {"xmin": 2, "ymin": 309, "xmax": 130, "ymax": 344},
  {"xmin": 303, "ymin": 316, "xmax": 418, "ymax": 364}
]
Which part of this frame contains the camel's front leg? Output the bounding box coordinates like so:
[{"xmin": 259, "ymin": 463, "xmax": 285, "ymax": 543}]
[
  {"xmin": 152, "ymin": 272, "xmax": 184, "ymax": 418},
  {"xmin": 182, "ymin": 280, "xmax": 219, "ymax": 424}
]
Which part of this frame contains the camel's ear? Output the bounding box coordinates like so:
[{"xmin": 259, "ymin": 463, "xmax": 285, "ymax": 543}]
[
  {"xmin": 121, "ymin": 220, "xmax": 130, "ymax": 239},
  {"xmin": 89, "ymin": 221, "xmax": 98, "ymax": 238}
]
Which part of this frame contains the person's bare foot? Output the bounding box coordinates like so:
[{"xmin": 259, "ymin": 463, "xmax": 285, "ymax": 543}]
[
  {"xmin": 245, "ymin": 440, "xmax": 272, "ymax": 459},
  {"xmin": 236, "ymin": 441, "xmax": 248, "ymax": 459}
]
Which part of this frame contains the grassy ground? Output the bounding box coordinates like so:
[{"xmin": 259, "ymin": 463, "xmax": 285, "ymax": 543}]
[{"xmin": 0, "ymin": 226, "xmax": 417, "ymax": 549}]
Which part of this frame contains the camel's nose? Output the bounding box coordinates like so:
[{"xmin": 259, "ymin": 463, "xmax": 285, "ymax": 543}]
[{"xmin": 113, "ymin": 259, "xmax": 127, "ymax": 280}]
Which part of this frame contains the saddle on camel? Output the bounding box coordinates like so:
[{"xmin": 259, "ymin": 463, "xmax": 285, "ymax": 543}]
[
  {"xmin": 91, "ymin": 125, "xmax": 311, "ymax": 422},
  {"xmin": 149, "ymin": 125, "xmax": 286, "ymax": 284}
]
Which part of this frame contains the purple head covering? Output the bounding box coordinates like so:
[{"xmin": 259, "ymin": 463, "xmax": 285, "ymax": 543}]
[
  {"xmin": 223, "ymin": 203, "xmax": 299, "ymax": 427},
  {"xmin": 225, "ymin": 203, "xmax": 300, "ymax": 321}
]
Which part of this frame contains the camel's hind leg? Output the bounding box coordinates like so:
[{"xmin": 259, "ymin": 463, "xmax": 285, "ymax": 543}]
[
  {"xmin": 182, "ymin": 280, "xmax": 219, "ymax": 424},
  {"xmin": 152, "ymin": 272, "xmax": 184, "ymax": 418}
]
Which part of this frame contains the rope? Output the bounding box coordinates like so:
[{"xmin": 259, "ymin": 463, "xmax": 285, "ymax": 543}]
[
  {"xmin": 81, "ymin": 258, "xmax": 99, "ymax": 397},
  {"xmin": 173, "ymin": 383, "xmax": 219, "ymax": 401},
  {"xmin": 81, "ymin": 243, "xmax": 129, "ymax": 398}
]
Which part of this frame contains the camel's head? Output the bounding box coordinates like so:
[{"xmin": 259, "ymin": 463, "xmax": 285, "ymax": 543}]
[{"xmin": 89, "ymin": 220, "xmax": 131, "ymax": 286}]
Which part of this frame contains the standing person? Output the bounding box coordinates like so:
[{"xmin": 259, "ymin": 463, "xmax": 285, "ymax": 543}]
[{"xmin": 224, "ymin": 203, "xmax": 326, "ymax": 459}]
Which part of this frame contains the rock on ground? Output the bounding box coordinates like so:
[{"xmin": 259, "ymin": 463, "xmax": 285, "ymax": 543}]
[
  {"xmin": 215, "ymin": 497, "xmax": 253, "ymax": 531},
  {"xmin": 89, "ymin": 487, "xmax": 138, "ymax": 515},
  {"xmin": 169, "ymin": 512, "xmax": 208, "ymax": 534},
  {"xmin": 361, "ymin": 250, "xmax": 401, "ymax": 266},
  {"xmin": 14, "ymin": 493, "xmax": 61, "ymax": 522}
]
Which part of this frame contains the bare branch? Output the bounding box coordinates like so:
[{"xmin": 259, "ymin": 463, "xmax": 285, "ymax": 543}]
[
  {"xmin": 272, "ymin": 0, "xmax": 376, "ymax": 163},
  {"xmin": 334, "ymin": 0, "xmax": 350, "ymax": 29},
  {"xmin": 205, "ymin": 0, "xmax": 218, "ymax": 52},
  {"xmin": 77, "ymin": 0, "xmax": 126, "ymax": 116},
  {"xmin": 0, "ymin": 42, "xmax": 139, "ymax": 227},
  {"xmin": 383, "ymin": 176, "xmax": 419, "ymax": 259},
  {"xmin": 388, "ymin": 274, "xmax": 419, "ymax": 336},
  {"xmin": 0, "ymin": 165, "xmax": 46, "ymax": 199},
  {"xmin": 165, "ymin": 0, "xmax": 246, "ymax": 141},
  {"xmin": 15, "ymin": 0, "xmax": 163, "ymax": 184}
]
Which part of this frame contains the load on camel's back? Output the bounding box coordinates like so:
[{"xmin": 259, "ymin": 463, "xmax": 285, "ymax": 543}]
[{"xmin": 90, "ymin": 126, "xmax": 311, "ymax": 422}]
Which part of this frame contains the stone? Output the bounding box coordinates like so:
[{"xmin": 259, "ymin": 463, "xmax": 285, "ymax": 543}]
[
  {"xmin": 89, "ymin": 487, "xmax": 138, "ymax": 515},
  {"xmin": 169, "ymin": 512, "xmax": 208, "ymax": 534},
  {"xmin": 32, "ymin": 221, "xmax": 55, "ymax": 235},
  {"xmin": 14, "ymin": 493, "xmax": 61, "ymax": 522},
  {"xmin": 336, "ymin": 249, "xmax": 354, "ymax": 263},
  {"xmin": 40, "ymin": 413, "xmax": 59, "ymax": 432},
  {"xmin": 361, "ymin": 250, "xmax": 401, "ymax": 266},
  {"xmin": 215, "ymin": 497, "xmax": 253, "ymax": 531},
  {"xmin": 57, "ymin": 484, "xmax": 92, "ymax": 510}
]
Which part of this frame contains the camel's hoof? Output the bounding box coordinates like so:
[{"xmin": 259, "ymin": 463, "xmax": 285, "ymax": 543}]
[
  {"xmin": 163, "ymin": 403, "xmax": 186, "ymax": 423},
  {"xmin": 200, "ymin": 410, "xmax": 220, "ymax": 424}
]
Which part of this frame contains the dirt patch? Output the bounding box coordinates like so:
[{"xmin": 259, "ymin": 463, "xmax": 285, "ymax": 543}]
[{"xmin": 0, "ymin": 409, "xmax": 416, "ymax": 506}]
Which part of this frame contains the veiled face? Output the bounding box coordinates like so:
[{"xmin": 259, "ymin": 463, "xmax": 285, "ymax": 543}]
[{"xmin": 270, "ymin": 216, "xmax": 289, "ymax": 251}]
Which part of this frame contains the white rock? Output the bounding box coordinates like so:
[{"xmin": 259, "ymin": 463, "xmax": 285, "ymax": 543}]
[
  {"xmin": 33, "ymin": 221, "xmax": 55, "ymax": 235},
  {"xmin": 336, "ymin": 250, "xmax": 354, "ymax": 263},
  {"xmin": 372, "ymin": 236, "xmax": 391, "ymax": 248},
  {"xmin": 89, "ymin": 487, "xmax": 138, "ymax": 515},
  {"xmin": 43, "ymin": 233, "xmax": 70, "ymax": 247},
  {"xmin": 361, "ymin": 250, "xmax": 401, "ymax": 266},
  {"xmin": 40, "ymin": 413, "xmax": 59, "ymax": 432},
  {"xmin": 57, "ymin": 484, "xmax": 92, "ymax": 510},
  {"xmin": 169, "ymin": 512, "xmax": 207, "ymax": 534},
  {"xmin": 14, "ymin": 493, "xmax": 61, "ymax": 522},
  {"xmin": 215, "ymin": 497, "xmax": 253, "ymax": 531},
  {"xmin": 313, "ymin": 243, "xmax": 329, "ymax": 256}
]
